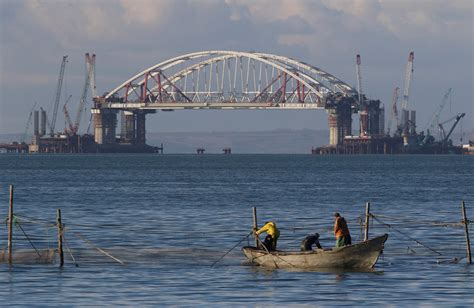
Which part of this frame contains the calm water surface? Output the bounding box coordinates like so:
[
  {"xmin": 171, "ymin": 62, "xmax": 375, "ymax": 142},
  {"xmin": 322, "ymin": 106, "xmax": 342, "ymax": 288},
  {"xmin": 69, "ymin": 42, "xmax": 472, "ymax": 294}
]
[{"xmin": 0, "ymin": 154, "xmax": 473, "ymax": 306}]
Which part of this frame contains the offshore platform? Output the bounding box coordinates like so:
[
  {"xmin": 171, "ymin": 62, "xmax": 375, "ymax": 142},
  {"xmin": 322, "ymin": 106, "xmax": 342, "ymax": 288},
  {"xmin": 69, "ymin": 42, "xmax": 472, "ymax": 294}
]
[
  {"xmin": 0, "ymin": 51, "xmax": 467, "ymax": 154},
  {"xmin": 313, "ymin": 53, "xmax": 466, "ymax": 154}
]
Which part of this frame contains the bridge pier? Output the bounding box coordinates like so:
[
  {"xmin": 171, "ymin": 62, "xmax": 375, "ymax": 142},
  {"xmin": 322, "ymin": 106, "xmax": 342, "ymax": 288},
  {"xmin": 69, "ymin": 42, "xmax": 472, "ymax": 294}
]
[
  {"xmin": 327, "ymin": 105, "xmax": 352, "ymax": 146},
  {"xmin": 359, "ymin": 100, "xmax": 384, "ymax": 137},
  {"xmin": 121, "ymin": 111, "xmax": 135, "ymax": 143},
  {"xmin": 92, "ymin": 109, "xmax": 117, "ymax": 145},
  {"xmin": 120, "ymin": 110, "xmax": 152, "ymax": 144},
  {"xmin": 136, "ymin": 111, "xmax": 146, "ymax": 144}
]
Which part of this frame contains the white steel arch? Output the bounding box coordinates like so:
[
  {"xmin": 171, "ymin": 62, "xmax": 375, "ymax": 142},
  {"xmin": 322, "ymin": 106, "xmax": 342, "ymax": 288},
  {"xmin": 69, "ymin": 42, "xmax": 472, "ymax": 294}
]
[{"xmin": 103, "ymin": 51, "xmax": 357, "ymax": 110}]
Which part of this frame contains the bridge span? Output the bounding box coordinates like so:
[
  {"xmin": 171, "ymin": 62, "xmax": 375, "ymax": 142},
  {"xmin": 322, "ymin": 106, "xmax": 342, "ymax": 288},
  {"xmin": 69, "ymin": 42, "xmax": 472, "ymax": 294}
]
[{"xmin": 92, "ymin": 51, "xmax": 383, "ymax": 148}]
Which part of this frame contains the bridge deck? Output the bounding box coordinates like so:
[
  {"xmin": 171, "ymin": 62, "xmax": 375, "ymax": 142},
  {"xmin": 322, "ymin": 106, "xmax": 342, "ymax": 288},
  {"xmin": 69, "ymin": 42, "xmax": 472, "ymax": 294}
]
[{"xmin": 102, "ymin": 102, "xmax": 326, "ymax": 110}]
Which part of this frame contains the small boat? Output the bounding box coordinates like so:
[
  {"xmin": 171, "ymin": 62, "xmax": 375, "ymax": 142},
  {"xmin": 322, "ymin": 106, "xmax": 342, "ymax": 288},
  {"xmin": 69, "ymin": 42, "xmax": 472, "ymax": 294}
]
[{"xmin": 242, "ymin": 234, "xmax": 388, "ymax": 269}]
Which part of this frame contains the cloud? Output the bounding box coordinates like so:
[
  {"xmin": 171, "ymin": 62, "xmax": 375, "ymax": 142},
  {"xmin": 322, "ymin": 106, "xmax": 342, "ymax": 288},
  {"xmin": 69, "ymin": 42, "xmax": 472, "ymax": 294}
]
[
  {"xmin": 0, "ymin": 0, "xmax": 472, "ymax": 134},
  {"xmin": 377, "ymin": 0, "xmax": 472, "ymax": 39},
  {"xmin": 120, "ymin": 0, "xmax": 170, "ymax": 25},
  {"xmin": 19, "ymin": 1, "xmax": 121, "ymax": 47}
]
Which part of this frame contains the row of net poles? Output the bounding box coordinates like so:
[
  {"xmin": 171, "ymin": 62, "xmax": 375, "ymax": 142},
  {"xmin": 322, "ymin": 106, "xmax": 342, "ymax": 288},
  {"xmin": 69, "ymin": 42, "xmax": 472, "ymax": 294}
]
[
  {"xmin": 365, "ymin": 201, "xmax": 471, "ymax": 264},
  {"xmin": 4, "ymin": 185, "xmax": 64, "ymax": 266}
]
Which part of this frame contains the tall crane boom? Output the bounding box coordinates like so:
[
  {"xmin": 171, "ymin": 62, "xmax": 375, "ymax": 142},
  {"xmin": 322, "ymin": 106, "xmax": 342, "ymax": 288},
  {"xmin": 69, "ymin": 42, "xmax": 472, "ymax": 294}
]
[
  {"xmin": 420, "ymin": 88, "xmax": 453, "ymax": 145},
  {"xmin": 73, "ymin": 53, "xmax": 94, "ymax": 134},
  {"xmin": 438, "ymin": 112, "xmax": 465, "ymax": 143},
  {"xmin": 427, "ymin": 88, "xmax": 452, "ymax": 136},
  {"xmin": 386, "ymin": 87, "xmax": 399, "ymax": 136},
  {"xmin": 401, "ymin": 51, "xmax": 414, "ymax": 112},
  {"xmin": 86, "ymin": 53, "xmax": 97, "ymax": 134},
  {"xmin": 88, "ymin": 53, "xmax": 97, "ymax": 98},
  {"xmin": 50, "ymin": 55, "xmax": 68, "ymax": 136},
  {"xmin": 62, "ymin": 95, "xmax": 74, "ymax": 134},
  {"xmin": 21, "ymin": 102, "xmax": 37, "ymax": 143}
]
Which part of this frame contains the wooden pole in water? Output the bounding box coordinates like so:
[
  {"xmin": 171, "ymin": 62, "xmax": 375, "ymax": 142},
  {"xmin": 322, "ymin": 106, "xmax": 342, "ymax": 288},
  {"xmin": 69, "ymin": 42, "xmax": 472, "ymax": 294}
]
[
  {"xmin": 364, "ymin": 202, "xmax": 370, "ymax": 241},
  {"xmin": 8, "ymin": 185, "xmax": 14, "ymax": 265},
  {"xmin": 252, "ymin": 207, "xmax": 258, "ymax": 247},
  {"xmin": 461, "ymin": 200, "xmax": 472, "ymax": 264},
  {"xmin": 56, "ymin": 209, "xmax": 64, "ymax": 267}
]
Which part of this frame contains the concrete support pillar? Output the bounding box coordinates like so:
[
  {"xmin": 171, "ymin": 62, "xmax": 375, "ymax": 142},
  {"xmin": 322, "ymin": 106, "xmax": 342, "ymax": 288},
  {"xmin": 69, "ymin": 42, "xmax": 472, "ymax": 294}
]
[
  {"xmin": 93, "ymin": 110, "xmax": 117, "ymax": 145},
  {"xmin": 103, "ymin": 112, "xmax": 117, "ymax": 144},
  {"xmin": 328, "ymin": 112, "xmax": 337, "ymax": 146},
  {"xmin": 359, "ymin": 111, "xmax": 368, "ymax": 137},
  {"xmin": 379, "ymin": 106, "xmax": 385, "ymax": 135},
  {"xmin": 369, "ymin": 109, "xmax": 379, "ymax": 136},
  {"xmin": 40, "ymin": 109, "xmax": 47, "ymax": 137},
  {"xmin": 363, "ymin": 100, "xmax": 382, "ymax": 137},
  {"xmin": 342, "ymin": 110, "xmax": 352, "ymax": 138},
  {"xmin": 34, "ymin": 110, "xmax": 39, "ymax": 136},
  {"xmin": 328, "ymin": 106, "xmax": 352, "ymax": 146},
  {"xmin": 410, "ymin": 110, "xmax": 416, "ymax": 135},
  {"xmin": 136, "ymin": 111, "xmax": 146, "ymax": 145},
  {"xmin": 93, "ymin": 113, "xmax": 103, "ymax": 144},
  {"xmin": 120, "ymin": 111, "xmax": 136, "ymax": 143}
]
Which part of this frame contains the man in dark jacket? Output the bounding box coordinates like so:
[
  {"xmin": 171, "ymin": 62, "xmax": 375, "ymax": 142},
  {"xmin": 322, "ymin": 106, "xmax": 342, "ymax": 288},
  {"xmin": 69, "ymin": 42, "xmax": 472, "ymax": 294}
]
[{"xmin": 300, "ymin": 233, "xmax": 323, "ymax": 251}]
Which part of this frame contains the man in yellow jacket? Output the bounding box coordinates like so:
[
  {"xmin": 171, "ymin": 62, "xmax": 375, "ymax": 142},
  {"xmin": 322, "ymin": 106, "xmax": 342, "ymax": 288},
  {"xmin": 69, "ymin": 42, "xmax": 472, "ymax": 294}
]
[{"xmin": 255, "ymin": 221, "xmax": 280, "ymax": 251}]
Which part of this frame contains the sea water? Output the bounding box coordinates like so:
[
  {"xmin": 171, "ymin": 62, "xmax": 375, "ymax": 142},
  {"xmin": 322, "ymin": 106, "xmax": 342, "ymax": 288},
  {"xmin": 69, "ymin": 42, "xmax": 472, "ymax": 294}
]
[{"xmin": 0, "ymin": 154, "xmax": 473, "ymax": 306}]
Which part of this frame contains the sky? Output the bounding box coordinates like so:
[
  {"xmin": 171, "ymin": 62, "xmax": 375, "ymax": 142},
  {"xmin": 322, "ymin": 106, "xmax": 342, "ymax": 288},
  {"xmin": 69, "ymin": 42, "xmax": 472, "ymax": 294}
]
[{"xmin": 0, "ymin": 0, "xmax": 472, "ymax": 136}]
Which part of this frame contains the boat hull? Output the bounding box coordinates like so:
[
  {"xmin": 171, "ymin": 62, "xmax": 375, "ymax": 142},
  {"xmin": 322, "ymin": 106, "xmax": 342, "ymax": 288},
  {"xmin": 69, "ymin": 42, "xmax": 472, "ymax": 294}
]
[{"xmin": 243, "ymin": 234, "xmax": 388, "ymax": 269}]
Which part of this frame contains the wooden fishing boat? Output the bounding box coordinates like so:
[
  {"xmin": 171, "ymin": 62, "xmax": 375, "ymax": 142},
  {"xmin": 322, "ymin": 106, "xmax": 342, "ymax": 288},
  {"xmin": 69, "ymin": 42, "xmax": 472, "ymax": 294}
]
[{"xmin": 242, "ymin": 234, "xmax": 388, "ymax": 269}]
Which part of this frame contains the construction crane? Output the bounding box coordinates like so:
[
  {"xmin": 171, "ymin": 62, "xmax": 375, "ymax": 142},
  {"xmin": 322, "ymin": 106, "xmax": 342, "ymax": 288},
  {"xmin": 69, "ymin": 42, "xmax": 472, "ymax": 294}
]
[
  {"xmin": 62, "ymin": 95, "xmax": 74, "ymax": 134},
  {"xmin": 21, "ymin": 102, "xmax": 37, "ymax": 143},
  {"xmin": 421, "ymin": 88, "xmax": 452, "ymax": 145},
  {"xmin": 386, "ymin": 87, "xmax": 399, "ymax": 136},
  {"xmin": 399, "ymin": 51, "xmax": 414, "ymax": 133},
  {"xmin": 50, "ymin": 55, "xmax": 68, "ymax": 136},
  {"xmin": 72, "ymin": 53, "xmax": 95, "ymax": 134},
  {"xmin": 86, "ymin": 53, "xmax": 97, "ymax": 134},
  {"xmin": 355, "ymin": 54, "xmax": 369, "ymax": 136},
  {"xmin": 401, "ymin": 51, "xmax": 414, "ymax": 111},
  {"xmin": 438, "ymin": 113, "xmax": 465, "ymax": 144},
  {"xmin": 88, "ymin": 53, "xmax": 97, "ymax": 98}
]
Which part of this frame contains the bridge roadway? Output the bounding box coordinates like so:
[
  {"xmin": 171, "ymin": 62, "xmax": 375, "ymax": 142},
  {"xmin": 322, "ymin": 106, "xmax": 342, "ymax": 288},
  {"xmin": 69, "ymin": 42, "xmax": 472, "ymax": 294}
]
[
  {"xmin": 100, "ymin": 101, "xmax": 325, "ymax": 110},
  {"xmin": 91, "ymin": 51, "xmax": 383, "ymax": 148}
]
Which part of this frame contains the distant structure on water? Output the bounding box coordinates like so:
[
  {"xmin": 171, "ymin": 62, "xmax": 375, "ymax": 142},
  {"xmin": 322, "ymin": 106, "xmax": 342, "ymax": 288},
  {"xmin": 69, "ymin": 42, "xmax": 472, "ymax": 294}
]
[{"xmin": 0, "ymin": 51, "xmax": 467, "ymax": 154}]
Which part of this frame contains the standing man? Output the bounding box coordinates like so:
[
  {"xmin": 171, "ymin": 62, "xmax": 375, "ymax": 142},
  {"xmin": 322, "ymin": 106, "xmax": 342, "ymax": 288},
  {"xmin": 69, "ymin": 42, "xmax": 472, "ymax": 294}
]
[
  {"xmin": 255, "ymin": 221, "xmax": 280, "ymax": 251},
  {"xmin": 334, "ymin": 213, "xmax": 352, "ymax": 247}
]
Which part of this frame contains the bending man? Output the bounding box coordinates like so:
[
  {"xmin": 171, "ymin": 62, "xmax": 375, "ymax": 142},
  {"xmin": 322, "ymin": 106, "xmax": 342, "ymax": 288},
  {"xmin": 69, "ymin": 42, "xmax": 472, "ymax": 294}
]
[
  {"xmin": 255, "ymin": 221, "xmax": 280, "ymax": 251},
  {"xmin": 301, "ymin": 233, "xmax": 323, "ymax": 251}
]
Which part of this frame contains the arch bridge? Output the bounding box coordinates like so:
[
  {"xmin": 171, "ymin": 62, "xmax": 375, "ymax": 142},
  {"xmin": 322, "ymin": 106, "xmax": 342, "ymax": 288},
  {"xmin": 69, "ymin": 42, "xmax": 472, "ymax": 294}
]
[{"xmin": 92, "ymin": 51, "xmax": 382, "ymax": 147}]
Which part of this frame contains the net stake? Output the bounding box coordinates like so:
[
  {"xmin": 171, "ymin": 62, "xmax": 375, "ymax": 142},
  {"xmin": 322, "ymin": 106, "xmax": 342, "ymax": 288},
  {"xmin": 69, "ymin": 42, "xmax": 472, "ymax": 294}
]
[{"xmin": 461, "ymin": 200, "xmax": 471, "ymax": 264}]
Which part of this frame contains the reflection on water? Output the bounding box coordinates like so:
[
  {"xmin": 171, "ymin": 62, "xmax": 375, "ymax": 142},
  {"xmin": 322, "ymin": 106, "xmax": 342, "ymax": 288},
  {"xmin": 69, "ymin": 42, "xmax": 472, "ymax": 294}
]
[{"xmin": 0, "ymin": 154, "xmax": 473, "ymax": 305}]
